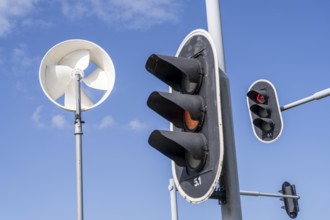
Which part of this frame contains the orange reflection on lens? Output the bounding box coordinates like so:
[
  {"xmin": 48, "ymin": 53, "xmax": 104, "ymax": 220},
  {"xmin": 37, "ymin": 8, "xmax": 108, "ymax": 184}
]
[{"xmin": 184, "ymin": 111, "xmax": 200, "ymax": 131}]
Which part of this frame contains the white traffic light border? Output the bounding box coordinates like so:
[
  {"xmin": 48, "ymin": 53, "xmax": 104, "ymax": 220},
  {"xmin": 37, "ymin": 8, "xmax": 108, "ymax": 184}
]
[
  {"xmin": 171, "ymin": 29, "xmax": 225, "ymax": 204},
  {"xmin": 247, "ymin": 79, "xmax": 284, "ymax": 144}
]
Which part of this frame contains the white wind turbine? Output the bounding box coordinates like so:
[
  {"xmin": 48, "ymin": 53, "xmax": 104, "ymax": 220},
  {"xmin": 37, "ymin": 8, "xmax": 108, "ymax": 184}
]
[{"xmin": 39, "ymin": 39, "xmax": 115, "ymax": 220}]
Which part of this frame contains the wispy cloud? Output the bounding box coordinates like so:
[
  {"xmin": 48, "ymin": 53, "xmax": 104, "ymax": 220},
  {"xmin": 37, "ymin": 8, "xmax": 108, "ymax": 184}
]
[
  {"xmin": 6, "ymin": 44, "xmax": 41, "ymax": 95},
  {"xmin": 33, "ymin": 107, "xmax": 147, "ymax": 132},
  {"xmin": 0, "ymin": 0, "xmax": 182, "ymax": 37},
  {"xmin": 32, "ymin": 105, "xmax": 46, "ymax": 128},
  {"xmin": 61, "ymin": 1, "xmax": 88, "ymax": 20},
  {"xmin": 60, "ymin": 0, "xmax": 181, "ymax": 30},
  {"xmin": 128, "ymin": 119, "xmax": 147, "ymax": 131},
  {"xmin": 0, "ymin": 0, "xmax": 38, "ymax": 37},
  {"xmin": 97, "ymin": 115, "xmax": 115, "ymax": 129},
  {"xmin": 21, "ymin": 18, "xmax": 53, "ymax": 29},
  {"xmin": 51, "ymin": 114, "xmax": 70, "ymax": 130},
  {"xmin": 11, "ymin": 44, "xmax": 40, "ymax": 75},
  {"xmin": 32, "ymin": 106, "xmax": 70, "ymax": 130}
]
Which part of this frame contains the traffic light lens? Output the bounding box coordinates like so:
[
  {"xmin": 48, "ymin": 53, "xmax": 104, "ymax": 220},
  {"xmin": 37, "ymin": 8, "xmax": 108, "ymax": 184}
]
[
  {"xmin": 247, "ymin": 90, "xmax": 268, "ymax": 104},
  {"xmin": 261, "ymin": 121, "xmax": 273, "ymax": 132},
  {"xmin": 185, "ymin": 150, "xmax": 207, "ymax": 172},
  {"xmin": 258, "ymin": 107, "xmax": 269, "ymax": 118},
  {"xmin": 256, "ymin": 93, "xmax": 266, "ymax": 104},
  {"xmin": 184, "ymin": 111, "xmax": 201, "ymax": 131},
  {"xmin": 253, "ymin": 118, "xmax": 274, "ymax": 132},
  {"xmin": 250, "ymin": 105, "xmax": 270, "ymax": 118}
]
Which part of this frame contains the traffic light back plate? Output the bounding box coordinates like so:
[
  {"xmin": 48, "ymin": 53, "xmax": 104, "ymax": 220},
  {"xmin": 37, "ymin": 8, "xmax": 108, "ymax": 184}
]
[
  {"xmin": 171, "ymin": 29, "xmax": 224, "ymax": 204},
  {"xmin": 247, "ymin": 79, "xmax": 283, "ymax": 143}
]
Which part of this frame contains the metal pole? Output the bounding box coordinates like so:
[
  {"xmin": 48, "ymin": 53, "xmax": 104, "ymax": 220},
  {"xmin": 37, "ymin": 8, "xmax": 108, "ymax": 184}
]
[
  {"xmin": 281, "ymin": 88, "xmax": 330, "ymax": 111},
  {"xmin": 75, "ymin": 74, "xmax": 84, "ymax": 220},
  {"xmin": 240, "ymin": 190, "xmax": 300, "ymax": 199},
  {"xmin": 168, "ymin": 179, "xmax": 178, "ymax": 220},
  {"xmin": 205, "ymin": 0, "xmax": 226, "ymax": 71},
  {"xmin": 205, "ymin": 1, "xmax": 243, "ymax": 219}
]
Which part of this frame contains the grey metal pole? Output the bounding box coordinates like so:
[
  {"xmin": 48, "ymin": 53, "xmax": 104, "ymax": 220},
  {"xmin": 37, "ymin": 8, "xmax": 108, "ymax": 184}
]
[
  {"xmin": 240, "ymin": 190, "xmax": 300, "ymax": 199},
  {"xmin": 75, "ymin": 73, "xmax": 84, "ymax": 220},
  {"xmin": 205, "ymin": 0, "xmax": 226, "ymax": 71},
  {"xmin": 205, "ymin": 0, "xmax": 243, "ymax": 219},
  {"xmin": 168, "ymin": 179, "xmax": 178, "ymax": 220},
  {"xmin": 281, "ymin": 88, "xmax": 330, "ymax": 111}
]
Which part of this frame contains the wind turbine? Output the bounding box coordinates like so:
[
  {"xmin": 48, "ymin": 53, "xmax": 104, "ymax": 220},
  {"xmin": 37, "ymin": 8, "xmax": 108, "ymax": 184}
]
[{"xmin": 39, "ymin": 39, "xmax": 115, "ymax": 220}]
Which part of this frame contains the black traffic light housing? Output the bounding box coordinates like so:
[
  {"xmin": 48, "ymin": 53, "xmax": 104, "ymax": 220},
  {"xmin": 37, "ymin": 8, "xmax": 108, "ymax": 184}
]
[
  {"xmin": 146, "ymin": 54, "xmax": 203, "ymax": 94},
  {"xmin": 282, "ymin": 181, "xmax": 299, "ymax": 219},
  {"xmin": 146, "ymin": 29, "xmax": 224, "ymax": 203},
  {"xmin": 247, "ymin": 80, "xmax": 283, "ymax": 143}
]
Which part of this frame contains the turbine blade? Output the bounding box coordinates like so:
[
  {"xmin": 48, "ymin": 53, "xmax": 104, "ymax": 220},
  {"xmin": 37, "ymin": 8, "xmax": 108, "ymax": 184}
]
[
  {"xmin": 45, "ymin": 65, "xmax": 73, "ymax": 100},
  {"xmin": 81, "ymin": 89, "xmax": 94, "ymax": 110},
  {"xmin": 59, "ymin": 49, "xmax": 90, "ymax": 70},
  {"xmin": 64, "ymin": 81, "xmax": 76, "ymax": 110},
  {"xmin": 64, "ymin": 82, "xmax": 94, "ymax": 111},
  {"xmin": 83, "ymin": 68, "xmax": 109, "ymax": 90}
]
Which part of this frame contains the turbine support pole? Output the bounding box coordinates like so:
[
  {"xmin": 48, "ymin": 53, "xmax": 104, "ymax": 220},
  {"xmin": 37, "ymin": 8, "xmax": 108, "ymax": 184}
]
[{"xmin": 74, "ymin": 74, "xmax": 84, "ymax": 220}]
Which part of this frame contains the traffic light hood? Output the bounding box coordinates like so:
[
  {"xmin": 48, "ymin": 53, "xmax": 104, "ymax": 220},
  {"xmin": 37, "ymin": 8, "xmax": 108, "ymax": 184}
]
[{"xmin": 146, "ymin": 54, "xmax": 203, "ymax": 94}]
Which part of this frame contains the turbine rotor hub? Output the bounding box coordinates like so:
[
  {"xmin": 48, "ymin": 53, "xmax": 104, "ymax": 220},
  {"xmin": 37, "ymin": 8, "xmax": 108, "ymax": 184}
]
[{"xmin": 72, "ymin": 68, "xmax": 84, "ymax": 79}]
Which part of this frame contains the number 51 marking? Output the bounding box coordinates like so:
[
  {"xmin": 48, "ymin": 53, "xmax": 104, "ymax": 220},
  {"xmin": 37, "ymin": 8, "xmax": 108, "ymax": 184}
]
[{"xmin": 194, "ymin": 176, "xmax": 202, "ymax": 187}]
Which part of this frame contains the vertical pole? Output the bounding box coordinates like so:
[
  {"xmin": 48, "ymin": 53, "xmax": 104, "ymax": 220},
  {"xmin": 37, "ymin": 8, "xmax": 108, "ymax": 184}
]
[
  {"xmin": 168, "ymin": 179, "xmax": 178, "ymax": 220},
  {"xmin": 205, "ymin": 0, "xmax": 243, "ymax": 219},
  {"xmin": 205, "ymin": 0, "xmax": 226, "ymax": 72},
  {"xmin": 75, "ymin": 74, "xmax": 84, "ymax": 220}
]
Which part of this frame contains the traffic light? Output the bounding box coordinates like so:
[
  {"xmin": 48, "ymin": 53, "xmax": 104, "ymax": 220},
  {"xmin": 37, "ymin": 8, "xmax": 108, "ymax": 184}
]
[
  {"xmin": 281, "ymin": 181, "xmax": 299, "ymax": 219},
  {"xmin": 247, "ymin": 79, "xmax": 283, "ymax": 143},
  {"xmin": 146, "ymin": 29, "xmax": 224, "ymax": 204}
]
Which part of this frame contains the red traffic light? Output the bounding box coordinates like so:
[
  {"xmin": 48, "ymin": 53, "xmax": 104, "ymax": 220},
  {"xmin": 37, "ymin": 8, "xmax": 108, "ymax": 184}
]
[
  {"xmin": 247, "ymin": 80, "xmax": 283, "ymax": 143},
  {"xmin": 256, "ymin": 93, "xmax": 266, "ymax": 104},
  {"xmin": 247, "ymin": 90, "xmax": 268, "ymax": 104}
]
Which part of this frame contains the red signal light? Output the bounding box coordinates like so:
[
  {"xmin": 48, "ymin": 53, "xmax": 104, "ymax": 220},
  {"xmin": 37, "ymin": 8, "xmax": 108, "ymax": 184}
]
[{"xmin": 256, "ymin": 93, "xmax": 266, "ymax": 104}]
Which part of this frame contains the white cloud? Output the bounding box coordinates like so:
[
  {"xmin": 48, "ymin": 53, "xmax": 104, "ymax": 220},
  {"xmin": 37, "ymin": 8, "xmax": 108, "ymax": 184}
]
[
  {"xmin": 129, "ymin": 119, "xmax": 147, "ymax": 131},
  {"xmin": 32, "ymin": 105, "xmax": 45, "ymax": 128},
  {"xmin": 0, "ymin": 0, "xmax": 38, "ymax": 37},
  {"xmin": 61, "ymin": 1, "xmax": 88, "ymax": 20},
  {"xmin": 32, "ymin": 106, "xmax": 70, "ymax": 130},
  {"xmin": 32, "ymin": 106, "xmax": 114, "ymax": 131},
  {"xmin": 21, "ymin": 18, "xmax": 52, "ymax": 29},
  {"xmin": 51, "ymin": 114, "xmax": 69, "ymax": 129},
  {"xmin": 0, "ymin": 15, "xmax": 11, "ymax": 36},
  {"xmin": 14, "ymin": 81, "xmax": 28, "ymax": 93},
  {"xmin": 10, "ymin": 44, "xmax": 40, "ymax": 76},
  {"xmin": 97, "ymin": 115, "xmax": 115, "ymax": 129},
  {"xmin": 0, "ymin": 44, "xmax": 40, "ymax": 95},
  {"xmin": 0, "ymin": 0, "xmax": 181, "ymax": 37},
  {"xmin": 60, "ymin": 0, "xmax": 181, "ymax": 29},
  {"xmin": 12, "ymin": 44, "xmax": 37, "ymax": 66}
]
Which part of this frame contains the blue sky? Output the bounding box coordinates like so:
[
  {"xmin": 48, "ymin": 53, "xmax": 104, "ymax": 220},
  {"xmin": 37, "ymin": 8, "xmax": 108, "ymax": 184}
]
[{"xmin": 1, "ymin": 0, "xmax": 330, "ymax": 219}]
